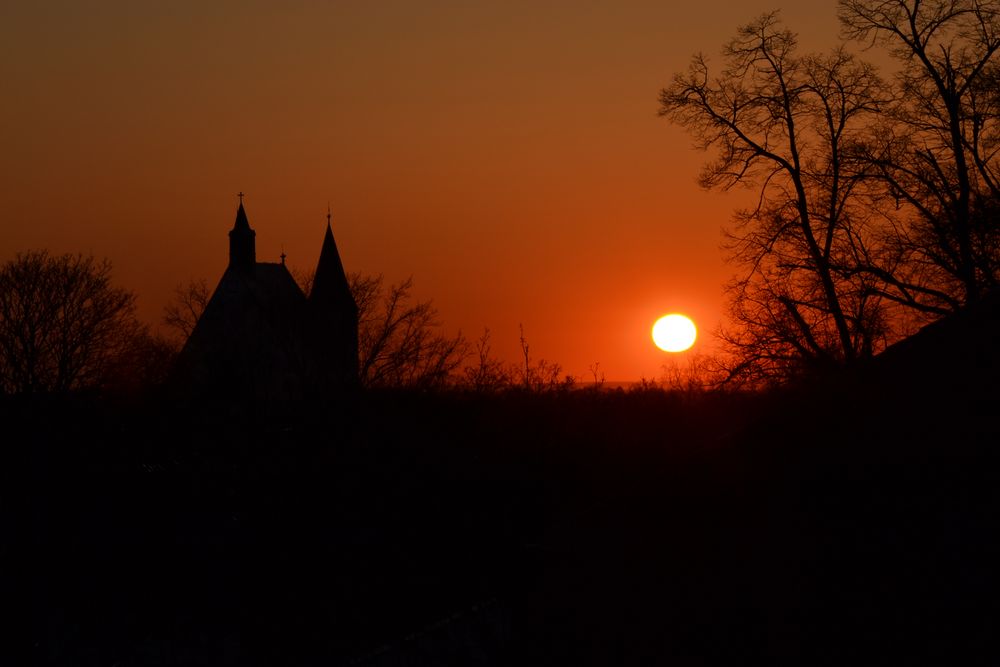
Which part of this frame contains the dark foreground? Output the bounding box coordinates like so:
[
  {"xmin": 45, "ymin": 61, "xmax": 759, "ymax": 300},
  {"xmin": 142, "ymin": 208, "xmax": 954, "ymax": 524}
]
[{"xmin": 17, "ymin": 343, "xmax": 1000, "ymax": 665}]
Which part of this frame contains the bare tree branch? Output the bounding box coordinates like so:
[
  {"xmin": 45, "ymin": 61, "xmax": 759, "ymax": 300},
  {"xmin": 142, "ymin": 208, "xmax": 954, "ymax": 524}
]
[
  {"xmin": 0, "ymin": 251, "xmax": 139, "ymax": 394},
  {"xmin": 661, "ymin": 13, "xmax": 890, "ymax": 384}
]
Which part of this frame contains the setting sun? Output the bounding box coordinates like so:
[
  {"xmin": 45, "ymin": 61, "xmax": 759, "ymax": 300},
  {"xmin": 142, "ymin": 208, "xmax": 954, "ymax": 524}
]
[{"xmin": 652, "ymin": 314, "xmax": 697, "ymax": 352}]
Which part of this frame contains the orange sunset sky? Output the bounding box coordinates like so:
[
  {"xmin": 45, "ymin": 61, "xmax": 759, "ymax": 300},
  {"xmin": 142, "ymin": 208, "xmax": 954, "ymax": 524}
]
[{"xmin": 1, "ymin": 1, "xmax": 845, "ymax": 381}]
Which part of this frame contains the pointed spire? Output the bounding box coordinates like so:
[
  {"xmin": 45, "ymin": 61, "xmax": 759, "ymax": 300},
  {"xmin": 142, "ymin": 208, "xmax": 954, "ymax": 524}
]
[
  {"xmin": 228, "ymin": 193, "xmax": 256, "ymax": 274},
  {"xmin": 311, "ymin": 209, "xmax": 354, "ymax": 310},
  {"xmin": 233, "ymin": 200, "xmax": 251, "ymax": 231}
]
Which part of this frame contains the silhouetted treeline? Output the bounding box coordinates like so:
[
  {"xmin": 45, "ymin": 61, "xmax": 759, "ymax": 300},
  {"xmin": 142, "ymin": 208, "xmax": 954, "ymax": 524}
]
[
  {"xmin": 17, "ymin": 383, "xmax": 757, "ymax": 666},
  {"xmin": 18, "ymin": 306, "xmax": 1000, "ymax": 667},
  {"xmin": 0, "ymin": 249, "xmax": 590, "ymax": 398}
]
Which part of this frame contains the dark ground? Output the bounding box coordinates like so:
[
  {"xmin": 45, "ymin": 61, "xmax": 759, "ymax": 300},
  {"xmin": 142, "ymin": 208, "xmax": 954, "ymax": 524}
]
[{"xmin": 15, "ymin": 316, "xmax": 1000, "ymax": 665}]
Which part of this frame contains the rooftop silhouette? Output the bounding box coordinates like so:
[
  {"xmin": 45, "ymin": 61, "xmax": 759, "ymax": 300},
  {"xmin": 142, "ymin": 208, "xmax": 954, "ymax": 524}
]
[{"xmin": 172, "ymin": 197, "xmax": 359, "ymax": 404}]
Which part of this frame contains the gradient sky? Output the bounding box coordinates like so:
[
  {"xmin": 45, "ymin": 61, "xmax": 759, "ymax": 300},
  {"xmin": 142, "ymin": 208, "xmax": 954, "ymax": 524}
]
[{"xmin": 1, "ymin": 1, "xmax": 844, "ymax": 381}]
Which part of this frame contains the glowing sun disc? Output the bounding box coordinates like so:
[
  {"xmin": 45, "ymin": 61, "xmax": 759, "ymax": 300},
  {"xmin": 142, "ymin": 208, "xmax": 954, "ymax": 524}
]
[{"xmin": 652, "ymin": 314, "xmax": 697, "ymax": 352}]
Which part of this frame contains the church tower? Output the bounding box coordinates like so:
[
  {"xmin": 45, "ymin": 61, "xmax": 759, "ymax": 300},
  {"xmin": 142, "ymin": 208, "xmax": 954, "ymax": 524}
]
[
  {"xmin": 228, "ymin": 194, "xmax": 256, "ymax": 275},
  {"xmin": 310, "ymin": 211, "xmax": 359, "ymax": 386}
]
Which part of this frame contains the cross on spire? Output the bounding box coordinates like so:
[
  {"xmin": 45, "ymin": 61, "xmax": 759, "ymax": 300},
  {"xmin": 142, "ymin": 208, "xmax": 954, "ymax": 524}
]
[
  {"xmin": 238, "ymin": 191, "xmax": 245, "ymax": 205},
  {"xmin": 327, "ymin": 202, "xmax": 332, "ymax": 226}
]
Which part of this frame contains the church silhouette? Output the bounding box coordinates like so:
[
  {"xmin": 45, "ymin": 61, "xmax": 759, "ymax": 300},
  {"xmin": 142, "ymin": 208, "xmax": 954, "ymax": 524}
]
[{"xmin": 173, "ymin": 197, "xmax": 359, "ymax": 403}]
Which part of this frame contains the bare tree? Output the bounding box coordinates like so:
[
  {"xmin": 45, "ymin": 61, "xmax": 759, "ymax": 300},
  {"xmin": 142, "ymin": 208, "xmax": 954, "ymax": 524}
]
[
  {"xmin": 515, "ymin": 324, "xmax": 573, "ymax": 392},
  {"xmin": 102, "ymin": 326, "xmax": 179, "ymax": 392},
  {"xmin": 840, "ymin": 0, "xmax": 1000, "ymax": 306},
  {"xmin": 464, "ymin": 328, "xmax": 513, "ymax": 392},
  {"xmin": 588, "ymin": 362, "xmax": 606, "ymax": 389},
  {"xmin": 162, "ymin": 278, "xmax": 210, "ymax": 341},
  {"xmin": 351, "ymin": 273, "xmax": 468, "ymax": 390},
  {"xmin": 660, "ymin": 13, "xmax": 890, "ymax": 384},
  {"xmin": 459, "ymin": 326, "xmax": 575, "ymax": 394},
  {"xmin": 0, "ymin": 251, "xmax": 139, "ymax": 394},
  {"xmin": 660, "ymin": 352, "xmax": 730, "ymax": 394}
]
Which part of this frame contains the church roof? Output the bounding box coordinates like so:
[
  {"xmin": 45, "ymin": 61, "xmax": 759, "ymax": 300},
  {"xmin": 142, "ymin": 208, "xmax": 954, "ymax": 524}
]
[
  {"xmin": 311, "ymin": 221, "xmax": 355, "ymax": 311},
  {"xmin": 233, "ymin": 201, "xmax": 251, "ymax": 232},
  {"xmin": 181, "ymin": 261, "xmax": 306, "ymax": 361},
  {"xmin": 250, "ymin": 262, "xmax": 307, "ymax": 311}
]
